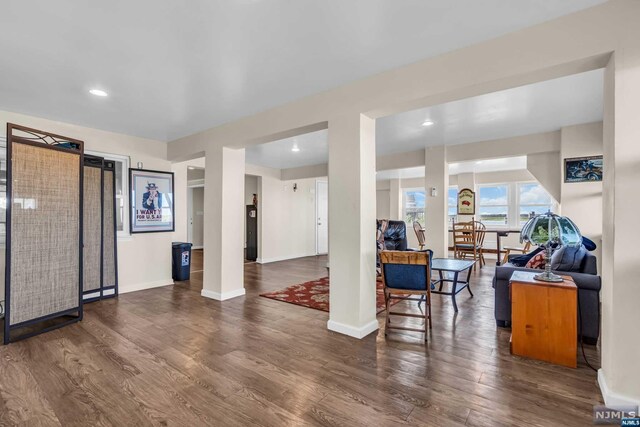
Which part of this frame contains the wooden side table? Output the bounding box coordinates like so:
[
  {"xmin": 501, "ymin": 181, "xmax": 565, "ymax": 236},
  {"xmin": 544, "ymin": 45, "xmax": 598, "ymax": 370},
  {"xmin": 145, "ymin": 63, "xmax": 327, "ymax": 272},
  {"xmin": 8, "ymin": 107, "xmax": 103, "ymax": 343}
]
[{"xmin": 510, "ymin": 271, "xmax": 577, "ymax": 368}]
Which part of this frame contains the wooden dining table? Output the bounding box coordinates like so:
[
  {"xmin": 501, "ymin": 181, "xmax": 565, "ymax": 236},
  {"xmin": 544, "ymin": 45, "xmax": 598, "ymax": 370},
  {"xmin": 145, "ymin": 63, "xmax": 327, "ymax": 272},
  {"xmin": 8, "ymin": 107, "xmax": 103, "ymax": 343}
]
[{"xmin": 448, "ymin": 227, "xmax": 522, "ymax": 266}]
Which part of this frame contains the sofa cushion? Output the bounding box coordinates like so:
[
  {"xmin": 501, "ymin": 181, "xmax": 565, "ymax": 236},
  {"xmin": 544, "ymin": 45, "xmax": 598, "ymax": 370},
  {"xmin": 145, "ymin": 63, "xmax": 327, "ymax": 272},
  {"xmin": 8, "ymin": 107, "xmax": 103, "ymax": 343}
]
[{"xmin": 550, "ymin": 245, "xmax": 587, "ymax": 272}]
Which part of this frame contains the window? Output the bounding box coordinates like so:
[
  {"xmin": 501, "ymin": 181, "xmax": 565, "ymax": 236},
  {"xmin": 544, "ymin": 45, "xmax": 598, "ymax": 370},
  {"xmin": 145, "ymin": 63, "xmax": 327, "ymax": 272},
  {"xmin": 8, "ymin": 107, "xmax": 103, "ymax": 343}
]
[
  {"xmin": 448, "ymin": 186, "xmax": 458, "ymax": 224},
  {"xmin": 86, "ymin": 150, "xmax": 130, "ymax": 237},
  {"xmin": 403, "ymin": 189, "xmax": 425, "ymax": 226},
  {"xmin": 518, "ymin": 182, "xmax": 554, "ymax": 225},
  {"xmin": 478, "ymin": 184, "xmax": 509, "ymax": 226}
]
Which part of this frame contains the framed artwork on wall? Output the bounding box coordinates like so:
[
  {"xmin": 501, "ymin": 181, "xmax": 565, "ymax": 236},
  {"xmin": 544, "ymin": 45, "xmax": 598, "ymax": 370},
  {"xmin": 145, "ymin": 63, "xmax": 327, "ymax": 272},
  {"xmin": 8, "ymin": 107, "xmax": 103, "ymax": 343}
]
[
  {"xmin": 564, "ymin": 155, "xmax": 603, "ymax": 183},
  {"xmin": 457, "ymin": 188, "xmax": 475, "ymax": 215},
  {"xmin": 129, "ymin": 168, "xmax": 175, "ymax": 233}
]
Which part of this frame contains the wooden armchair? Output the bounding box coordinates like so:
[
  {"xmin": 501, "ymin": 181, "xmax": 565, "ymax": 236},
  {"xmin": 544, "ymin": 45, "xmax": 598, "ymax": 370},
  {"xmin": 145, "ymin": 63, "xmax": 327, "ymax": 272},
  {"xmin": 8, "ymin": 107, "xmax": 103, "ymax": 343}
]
[
  {"xmin": 380, "ymin": 250, "xmax": 432, "ymax": 340},
  {"xmin": 502, "ymin": 241, "xmax": 532, "ymax": 264},
  {"xmin": 413, "ymin": 221, "xmax": 426, "ymax": 250},
  {"xmin": 452, "ymin": 220, "xmax": 486, "ymax": 270}
]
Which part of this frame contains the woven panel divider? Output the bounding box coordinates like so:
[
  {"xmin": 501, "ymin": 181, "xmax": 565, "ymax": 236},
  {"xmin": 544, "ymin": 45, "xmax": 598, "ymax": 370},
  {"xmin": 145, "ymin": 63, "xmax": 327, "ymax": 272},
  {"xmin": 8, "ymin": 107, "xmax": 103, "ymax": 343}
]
[
  {"xmin": 102, "ymin": 169, "xmax": 117, "ymax": 288},
  {"xmin": 9, "ymin": 143, "xmax": 80, "ymax": 325},
  {"xmin": 83, "ymin": 165, "xmax": 102, "ymax": 293}
]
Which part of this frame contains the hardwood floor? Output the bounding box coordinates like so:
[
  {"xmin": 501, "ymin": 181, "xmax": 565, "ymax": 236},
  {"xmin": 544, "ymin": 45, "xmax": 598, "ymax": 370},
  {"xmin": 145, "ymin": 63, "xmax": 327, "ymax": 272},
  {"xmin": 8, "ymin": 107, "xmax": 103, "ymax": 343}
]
[{"xmin": 0, "ymin": 249, "xmax": 602, "ymax": 426}]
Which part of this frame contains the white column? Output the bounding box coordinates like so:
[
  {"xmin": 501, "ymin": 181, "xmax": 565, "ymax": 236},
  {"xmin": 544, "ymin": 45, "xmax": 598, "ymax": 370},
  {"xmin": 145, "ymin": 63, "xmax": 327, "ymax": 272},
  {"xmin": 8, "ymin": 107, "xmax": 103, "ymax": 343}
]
[
  {"xmin": 327, "ymin": 113, "xmax": 378, "ymax": 339},
  {"xmin": 599, "ymin": 51, "xmax": 640, "ymax": 406},
  {"xmin": 201, "ymin": 146, "xmax": 246, "ymax": 301},
  {"xmin": 389, "ymin": 178, "xmax": 402, "ymax": 220},
  {"xmin": 424, "ymin": 146, "xmax": 449, "ymax": 257}
]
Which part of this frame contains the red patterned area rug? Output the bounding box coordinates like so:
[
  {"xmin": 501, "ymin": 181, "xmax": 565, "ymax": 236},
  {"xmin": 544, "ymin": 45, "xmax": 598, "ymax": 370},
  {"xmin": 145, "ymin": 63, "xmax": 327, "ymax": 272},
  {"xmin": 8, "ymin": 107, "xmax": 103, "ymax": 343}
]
[{"xmin": 259, "ymin": 276, "xmax": 401, "ymax": 314}]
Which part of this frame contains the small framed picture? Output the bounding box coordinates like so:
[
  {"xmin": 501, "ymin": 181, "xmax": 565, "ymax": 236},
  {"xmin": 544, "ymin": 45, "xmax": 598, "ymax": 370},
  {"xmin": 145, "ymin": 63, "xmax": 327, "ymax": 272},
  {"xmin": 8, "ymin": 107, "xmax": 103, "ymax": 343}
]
[
  {"xmin": 129, "ymin": 168, "xmax": 175, "ymax": 233},
  {"xmin": 564, "ymin": 155, "xmax": 603, "ymax": 183},
  {"xmin": 457, "ymin": 188, "xmax": 475, "ymax": 215}
]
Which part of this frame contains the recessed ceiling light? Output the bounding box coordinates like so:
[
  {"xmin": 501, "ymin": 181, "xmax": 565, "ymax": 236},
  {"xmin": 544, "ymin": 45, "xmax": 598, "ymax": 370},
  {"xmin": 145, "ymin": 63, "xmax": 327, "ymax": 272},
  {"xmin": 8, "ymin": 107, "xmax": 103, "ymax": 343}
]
[
  {"xmin": 422, "ymin": 120, "xmax": 435, "ymax": 127},
  {"xmin": 291, "ymin": 143, "xmax": 300, "ymax": 152},
  {"xmin": 89, "ymin": 89, "xmax": 108, "ymax": 97},
  {"xmin": 475, "ymin": 161, "xmax": 483, "ymax": 165},
  {"xmin": 188, "ymin": 166, "xmax": 195, "ymax": 170}
]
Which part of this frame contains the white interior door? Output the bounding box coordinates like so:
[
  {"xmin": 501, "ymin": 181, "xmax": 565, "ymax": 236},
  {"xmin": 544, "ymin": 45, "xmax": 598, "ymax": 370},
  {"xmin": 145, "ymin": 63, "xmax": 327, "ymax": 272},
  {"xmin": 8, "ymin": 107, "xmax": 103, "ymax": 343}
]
[
  {"xmin": 187, "ymin": 187, "xmax": 193, "ymax": 244},
  {"xmin": 316, "ymin": 180, "xmax": 328, "ymax": 254}
]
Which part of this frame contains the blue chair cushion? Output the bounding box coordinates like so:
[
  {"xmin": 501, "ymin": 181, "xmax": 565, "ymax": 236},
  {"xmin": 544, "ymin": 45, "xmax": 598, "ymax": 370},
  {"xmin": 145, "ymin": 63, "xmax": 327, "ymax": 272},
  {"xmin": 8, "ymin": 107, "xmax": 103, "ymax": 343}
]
[
  {"xmin": 455, "ymin": 243, "xmax": 482, "ymax": 250},
  {"xmin": 383, "ymin": 264, "xmax": 429, "ymax": 291}
]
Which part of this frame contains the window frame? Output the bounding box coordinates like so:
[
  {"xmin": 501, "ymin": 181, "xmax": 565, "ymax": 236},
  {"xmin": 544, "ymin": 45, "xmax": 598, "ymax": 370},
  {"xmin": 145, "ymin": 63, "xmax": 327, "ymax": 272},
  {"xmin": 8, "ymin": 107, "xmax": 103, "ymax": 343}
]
[
  {"xmin": 516, "ymin": 181, "xmax": 556, "ymax": 226},
  {"xmin": 402, "ymin": 187, "xmax": 426, "ymax": 227},
  {"xmin": 447, "ymin": 185, "xmax": 458, "ymax": 224},
  {"xmin": 85, "ymin": 149, "xmax": 131, "ymax": 238},
  {"xmin": 477, "ymin": 183, "xmax": 511, "ymax": 228}
]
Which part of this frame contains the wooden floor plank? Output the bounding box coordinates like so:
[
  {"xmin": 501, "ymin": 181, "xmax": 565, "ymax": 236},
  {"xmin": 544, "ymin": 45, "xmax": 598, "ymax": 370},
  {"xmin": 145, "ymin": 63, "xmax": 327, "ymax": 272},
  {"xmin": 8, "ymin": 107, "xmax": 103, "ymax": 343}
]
[{"xmin": 0, "ymin": 250, "xmax": 602, "ymax": 426}]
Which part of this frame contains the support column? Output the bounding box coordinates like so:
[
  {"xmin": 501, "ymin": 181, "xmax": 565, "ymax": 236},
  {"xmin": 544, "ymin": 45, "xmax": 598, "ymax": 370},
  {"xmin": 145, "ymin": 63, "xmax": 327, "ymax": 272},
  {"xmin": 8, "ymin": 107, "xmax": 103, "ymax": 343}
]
[
  {"xmin": 327, "ymin": 113, "xmax": 378, "ymax": 339},
  {"xmin": 389, "ymin": 178, "xmax": 402, "ymax": 220},
  {"xmin": 599, "ymin": 51, "xmax": 640, "ymax": 406},
  {"xmin": 424, "ymin": 146, "xmax": 449, "ymax": 258},
  {"xmin": 202, "ymin": 146, "xmax": 246, "ymax": 301}
]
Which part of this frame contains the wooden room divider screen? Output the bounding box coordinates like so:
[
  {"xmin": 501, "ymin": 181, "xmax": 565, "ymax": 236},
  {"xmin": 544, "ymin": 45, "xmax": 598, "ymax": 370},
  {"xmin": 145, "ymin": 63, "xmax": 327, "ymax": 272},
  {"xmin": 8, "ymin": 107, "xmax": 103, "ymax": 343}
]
[
  {"xmin": 4, "ymin": 124, "xmax": 84, "ymax": 344},
  {"xmin": 82, "ymin": 155, "xmax": 118, "ymax": 301}
]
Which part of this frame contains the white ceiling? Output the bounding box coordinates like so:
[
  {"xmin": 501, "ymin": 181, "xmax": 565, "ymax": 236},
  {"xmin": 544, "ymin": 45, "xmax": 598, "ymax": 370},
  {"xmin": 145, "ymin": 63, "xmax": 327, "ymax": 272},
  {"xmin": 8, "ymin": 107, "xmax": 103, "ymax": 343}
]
[
  {"xmin": 247, "ymin": 69, "xmax": 604, "ymax": 169},
  {"xmin": 0, "ymin": 0, "xmax": 605, "ymax": 142}
]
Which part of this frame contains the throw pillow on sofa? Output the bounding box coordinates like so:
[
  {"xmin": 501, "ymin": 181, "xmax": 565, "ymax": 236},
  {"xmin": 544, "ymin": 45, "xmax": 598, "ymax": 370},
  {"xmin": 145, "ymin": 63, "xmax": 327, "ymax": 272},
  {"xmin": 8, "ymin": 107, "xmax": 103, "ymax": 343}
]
[
  {"xmin": 510, "ymin": 247, "xmax": 543, "ymax": 267},
  {"xmin": 550, "ymin": 245, "xmax": 587, "ymax": 272},
  {"xmin": 525, "ymin": 253, "xmax": 546, "ymax": 269}
]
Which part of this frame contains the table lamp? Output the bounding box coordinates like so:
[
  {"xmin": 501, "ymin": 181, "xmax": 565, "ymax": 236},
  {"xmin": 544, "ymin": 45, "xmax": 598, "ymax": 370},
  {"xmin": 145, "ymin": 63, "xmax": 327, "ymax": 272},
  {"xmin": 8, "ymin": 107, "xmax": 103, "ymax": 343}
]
[{"xmin": 520, "ymin": 211, "xmax": 582, "ymax": 282}]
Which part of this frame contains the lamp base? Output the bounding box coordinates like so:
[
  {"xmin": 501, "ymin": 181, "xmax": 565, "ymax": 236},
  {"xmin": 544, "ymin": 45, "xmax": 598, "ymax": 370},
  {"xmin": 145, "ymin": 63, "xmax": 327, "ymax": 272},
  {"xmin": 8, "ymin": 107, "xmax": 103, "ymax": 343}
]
[{"xmin": 533, "ymin": 272, "xmax": 564, "ymax": 283}]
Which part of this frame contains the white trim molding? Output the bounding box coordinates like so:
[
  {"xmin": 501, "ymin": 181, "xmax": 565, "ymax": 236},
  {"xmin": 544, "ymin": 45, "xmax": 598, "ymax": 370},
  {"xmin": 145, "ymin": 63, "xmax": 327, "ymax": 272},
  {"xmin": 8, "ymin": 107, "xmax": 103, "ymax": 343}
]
[
  {"xmin": 201, "ymin": 288, "xmax": 246, "ymax": 301},
  {"xmin": 598, "ymin": 369, "xmax": 640, "ymax": 407},
  {"xmin": 257, "ymin": 253, "xmax": 318, "ymax": 264},
  {"xmin": 119, "ymin": 279, "xmax": 174, "ymax": 294},
  {"xmin": 327, "ymin": 319, "xmax": 379, "ymax": 339}
]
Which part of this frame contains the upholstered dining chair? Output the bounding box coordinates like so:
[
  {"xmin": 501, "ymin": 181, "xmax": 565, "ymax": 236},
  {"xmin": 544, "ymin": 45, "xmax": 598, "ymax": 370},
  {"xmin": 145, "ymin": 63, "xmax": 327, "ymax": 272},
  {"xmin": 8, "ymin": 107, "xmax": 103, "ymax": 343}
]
[
  {"xmin": 380, "ymin": 250, "xmax": 432, "ymax": 340},
  {"xmin": 452, "ymin": 220, "xmax": 486, "ymax": 270},
  {"xmin": 413, "ymin": 221, "xmax": 426, "ymax": 250},
  {"xmin": 501, "ymin": 241, "xmax": 532, "ymax": 265}
]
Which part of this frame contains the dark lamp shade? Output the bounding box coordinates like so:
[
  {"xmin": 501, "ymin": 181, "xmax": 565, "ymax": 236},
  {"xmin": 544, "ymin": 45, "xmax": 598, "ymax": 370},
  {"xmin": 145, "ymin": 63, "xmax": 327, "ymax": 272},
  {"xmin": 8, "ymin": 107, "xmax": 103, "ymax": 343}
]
[{"xmin": 520, "ymin": 211, "xmax": 582, "ymax": 247}]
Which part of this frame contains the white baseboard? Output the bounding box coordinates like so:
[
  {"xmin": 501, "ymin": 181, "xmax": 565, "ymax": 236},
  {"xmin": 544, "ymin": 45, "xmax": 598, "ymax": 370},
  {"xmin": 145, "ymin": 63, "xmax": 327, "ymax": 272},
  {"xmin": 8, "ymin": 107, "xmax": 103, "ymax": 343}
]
[
  {"xmin": 598, "ymin": 368, "xmax": 640, "ymax": 407},
  {"xmin": 257, "ymin": 253, "xmax": 318, "ymax": 264},
  {"xmin": 201, "ymin": 287, "xmax": 246, "ymax": 301},
  {"xmin": 327, "ymin": 319, "xmax": 379, "ymax": 339},
  {"xmin": 191, "ymin": 245, "xmax": 203, "ymax": 250},
  {"xmin": 119, "ymin": 279, "xmax": 174, "ymax": 294}
]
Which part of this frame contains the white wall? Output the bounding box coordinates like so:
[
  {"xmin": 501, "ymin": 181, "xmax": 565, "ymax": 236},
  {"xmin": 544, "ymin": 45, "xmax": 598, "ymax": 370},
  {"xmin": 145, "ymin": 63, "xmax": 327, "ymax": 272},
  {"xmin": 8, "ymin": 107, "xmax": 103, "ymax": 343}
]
[
  {"xmin": 1, "ymin": 110, "xmax": 174, "ymax": 294},
  {"xmin": 258, "ymin": 176, "xmax": 318, "ymax": 263},
  {"xmin": 560, "ymin": 121, "xmax": 603, "ymax": 269}
]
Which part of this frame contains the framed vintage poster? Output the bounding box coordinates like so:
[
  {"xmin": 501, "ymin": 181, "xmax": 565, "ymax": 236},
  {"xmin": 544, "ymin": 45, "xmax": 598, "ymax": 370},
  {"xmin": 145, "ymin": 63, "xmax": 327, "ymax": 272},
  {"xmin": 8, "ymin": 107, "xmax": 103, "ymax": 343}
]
[
  {"xmin": 564, "ymin": 155, "xmax": 603, "ymax": 183},
  {"xmin": 129, "ymin": 168, "xmax": 175, "ymax": 233},
  {"xmin": 457, "ymin": 188, "xmax": 475, "ymax": 215}
]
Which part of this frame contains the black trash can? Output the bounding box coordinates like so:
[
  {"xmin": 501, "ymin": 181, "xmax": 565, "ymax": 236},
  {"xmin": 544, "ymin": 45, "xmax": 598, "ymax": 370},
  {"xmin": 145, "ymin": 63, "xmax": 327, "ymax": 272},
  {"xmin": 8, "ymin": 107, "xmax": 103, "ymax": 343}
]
[{"xmin": 172, "ymin": 242, "xmax": 193, "ymax": 281}]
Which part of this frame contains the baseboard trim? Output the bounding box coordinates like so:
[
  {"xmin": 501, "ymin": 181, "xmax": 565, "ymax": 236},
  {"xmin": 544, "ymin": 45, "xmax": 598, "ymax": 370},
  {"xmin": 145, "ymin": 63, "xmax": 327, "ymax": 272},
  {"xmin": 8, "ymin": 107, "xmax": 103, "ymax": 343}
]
[
  {"xmin": 201, "ymin": 288, "xmax": 246, "ymax": 301},
  {"xmin": 257, "ymin": 253, "xmax": 318, "ymax": 264},
  {"xmin": 598, "ymin": 369, "xmax": 640, "ymax": 407},
  {"xmin": 119, "ymin": 279, "xmax": 174, "ymax": 294},
  {"xmin": 327, "ymin": 319, "xmax": 379, "ymax": 339},
  {"xmin": 191, "ymin": 246, "xmax": 203, "ymax": 250}
]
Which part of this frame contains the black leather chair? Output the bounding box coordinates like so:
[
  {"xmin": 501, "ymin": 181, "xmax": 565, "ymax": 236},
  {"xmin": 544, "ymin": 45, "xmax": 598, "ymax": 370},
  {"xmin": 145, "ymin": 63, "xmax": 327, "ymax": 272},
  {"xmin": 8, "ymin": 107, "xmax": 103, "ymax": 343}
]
[
  {"xmin": 377, "ymin": 220, "xmax": 409, "ymax": 270},
  {"xmin": 379, "ymin": 220, "xmax": 408, "ymax": 250}
]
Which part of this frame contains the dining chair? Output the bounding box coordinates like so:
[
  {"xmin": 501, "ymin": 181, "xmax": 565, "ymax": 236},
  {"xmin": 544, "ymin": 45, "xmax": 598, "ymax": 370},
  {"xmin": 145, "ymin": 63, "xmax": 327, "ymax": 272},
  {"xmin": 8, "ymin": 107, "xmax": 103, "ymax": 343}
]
[
  {"xmin": 380, "ymin": 250, "xmax": 432, "ymax": 340},
  {"xmin": 502, "ymin": 241, "xmax": 532, "ymax": 264},
  {"xmin": 413, "ymin": 221, "xmax": 426, "ymax": 250},
  {"xmin": 452, "ymin": 220, "xmax": 486, "ymax": 270}
]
